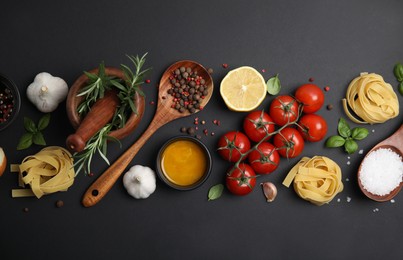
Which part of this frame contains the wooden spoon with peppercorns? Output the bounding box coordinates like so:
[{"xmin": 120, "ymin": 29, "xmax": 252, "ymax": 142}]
[
  {"xmin": 82, "ymin": 60, "xmax": 214, "ymax": 207},
  {"xmin": 357, "ymin": 124, "xmax": 403, "ymax": 202}
]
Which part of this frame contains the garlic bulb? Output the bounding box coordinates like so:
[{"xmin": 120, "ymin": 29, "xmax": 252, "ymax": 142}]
[
  {"xmin": 123, "ymin": 165, "xmax": 156, "ymax": 199},
  {"xmin": 27, "ymin": 72, "xmax": 68, "ymax": 113}
]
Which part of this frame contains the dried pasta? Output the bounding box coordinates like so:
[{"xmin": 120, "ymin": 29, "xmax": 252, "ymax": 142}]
[
  {"xmin": 342, "ymin": 72, "xmax": 399, "ymax": 124},
  {"xmin": 11, "ymin": 146, "xmax": 75, "ymax": 198},
  {"xmin": 283, "ymin": 156, "xmax": 343, "ymax": 206}
]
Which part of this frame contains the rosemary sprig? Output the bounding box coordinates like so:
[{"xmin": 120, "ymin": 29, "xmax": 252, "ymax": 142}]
[
  {"xmin": 77, "ymin": 61, "xmax": 117, "ymax": 116},
  {"xmin": 73, "ymin": 124, "xmax": 121, "ymax": 175},
  {"xmin": 73, "ymin": 53, "xmax": 151, "ymax": 174}
]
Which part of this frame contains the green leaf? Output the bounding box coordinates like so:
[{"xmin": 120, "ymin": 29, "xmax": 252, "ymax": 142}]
[
  {"xmin": 24, "ymin": 117, "xmax": 36, "ymax": 133},
  {"xmin": 266, "ymin": 74, "xmax": 281, "ymax": 95},
  {"xmin": 325, "ymin": 135, "xmax": 346, "ymax": 148},
  {"xmin": 38, "ymin": 114, "xmax": 51, "ymax": 130},
  {"xmin": 344, "ymin": 139, "xmax": 358, "ymax": 154},
  {"xmin": 32, "ymin": 132, "xmax": 46, "ymax": 146},
  {"xmin": 337, "ymin": 118, "xmax": 351, "ymax": 138},
  {"xmin": 17, "ymin": 133, "xmax": 33, "ymax": 150},
  {"xmin": 208, "ymin": 184, "xmax": 224, "ymax": 201},
  {"xmin": 351, "ymin": 127, "xmax": 369, "ymax": 140},
  {"xmin": 399, "ymin": 82, "xmax": 403, "ymax": 96},
  {"xmin": 394, "ymin": 63, "xmax": 403, "ymax": 82},
  {"xmin": 110, "ymin": 79, "xmax": 127, "ymax": 92}
]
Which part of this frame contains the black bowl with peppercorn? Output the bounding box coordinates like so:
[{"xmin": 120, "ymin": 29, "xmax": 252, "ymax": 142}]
[{"xmin": 0, "ymin": 74, "xmax": 20, "ymax": 131}]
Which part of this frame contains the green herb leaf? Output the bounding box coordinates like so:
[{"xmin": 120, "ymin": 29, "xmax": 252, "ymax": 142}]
[
  {"xmin": 337, "ymin": 118, "xmax": 351, "ymax": 138},
  {"xmin": 266, "ymin": 74, "xmax": 281, "ymax": 95},
  {"xmin": 399, "ymin": 82, "xmax": 403, "ymax": 96},
  {"xmin": 38, "ymin": 114, "xmax": 51, "ymax": 131},
  {"xmin": 344, "ymin": 139, "xmax": 358, "ymax": 154},
  {"xmin": 17, "ymin": 133, "xmax": 33, "ymax": 150},
  {"xmin": 394, "ymin": 63, "xmax": 403, "ymax": 82},
  {"xmin": 351, "ymin": 127, "xmax": 369, "ymax": 140},
  {"xmin": 24, "ymin": 117, "xmax": 36, "ymax": 133},
  {"xmin": 325, "ymin": 135, "xmax": 346, "ymax": 148},
  {"xmin": 208, "ymin": 184, "xmax": 224, "ymax": 201},
  {"xmin": 32, "ymin": 132, "xmax": 46, "ymax": 146}
]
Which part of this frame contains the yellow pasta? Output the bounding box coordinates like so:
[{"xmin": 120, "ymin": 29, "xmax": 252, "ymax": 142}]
[
  {"xmin": 283, "ymin": 156, "xmax": 343, "ymax": 206},
  {"xmin": 12, "ymin": 146, "xmax": 75, "ymax": 198},
  {"xmin": 342, "ymin": 72, "xmax": 399, "ymax": 124}
]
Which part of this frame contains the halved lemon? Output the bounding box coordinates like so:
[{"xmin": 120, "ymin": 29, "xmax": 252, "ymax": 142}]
[{"xmin": 220, "ymin": 66, "xmax": 266, "ymax": 111}]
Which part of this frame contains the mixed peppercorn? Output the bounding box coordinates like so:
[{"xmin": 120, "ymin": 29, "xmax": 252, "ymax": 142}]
[
  {"xmin": 0, "ymin": 85, "xmax": 15, "ymax": 124},
  {"xmin": 167, "ymin": 66, "xmax": 209, "ymax": 114}
]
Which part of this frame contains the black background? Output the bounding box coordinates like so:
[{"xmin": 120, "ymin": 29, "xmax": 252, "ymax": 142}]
[{"xmin": 1, "ymin": 0, "xmax": 403, "ymax": 259}]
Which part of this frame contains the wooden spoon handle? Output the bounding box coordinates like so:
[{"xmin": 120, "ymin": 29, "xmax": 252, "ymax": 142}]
[{"xmin": 81, "ymin": 110, "xmax": 169, "ymax": 207}]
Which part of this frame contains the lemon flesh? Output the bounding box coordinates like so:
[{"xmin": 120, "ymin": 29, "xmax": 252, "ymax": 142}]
[{"xmin": 220, "ymin": 66, "xmax": 266, "ymax": 111}]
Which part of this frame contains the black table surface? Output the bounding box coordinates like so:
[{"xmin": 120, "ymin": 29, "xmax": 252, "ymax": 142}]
[{"xmin": 1, "ymin": 0, "xmax": 403, "ymax": 259}]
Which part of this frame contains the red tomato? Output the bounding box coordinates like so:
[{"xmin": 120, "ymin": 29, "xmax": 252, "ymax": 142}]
[
  {"xmin": 243, "ymin": 110, "xmax": 276, "ymax": 143},
  {"xmin": 217, "ymin": 131, "xmax": 251, "ymax": 162},
  {"xmin": 269, "ymin": 95, "xmax": 300, "ymax": 126},
  {"xmin": 297, "ymin": 114, "xmax": 328, "ymax": 142},
  {"xmin": 295, "ymin": 84, "xmax": 324, "ymax": 114},
  {"xmin": 248, "ymin": 142, "xmax": 280, "ymax": 174},
  {"xmin": 273, "ymin": 127, "xmax": 304, "ymax": 158},
  {"xmin": 226, "ymin": 163, "xmax": 256, "ymax": 196}
]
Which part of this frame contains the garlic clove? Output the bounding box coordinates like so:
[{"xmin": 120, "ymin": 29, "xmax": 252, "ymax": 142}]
[{"xmin": 261, "ymin": 182, "xmax": 277, "ymax": 202}]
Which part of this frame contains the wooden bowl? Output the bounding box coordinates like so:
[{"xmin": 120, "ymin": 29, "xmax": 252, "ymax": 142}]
[{"xmin": 66, "ymin": 67, "xmax": 145, "ymax": 140}]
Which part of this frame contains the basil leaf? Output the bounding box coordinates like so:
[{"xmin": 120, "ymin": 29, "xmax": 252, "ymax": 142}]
[
  {"xmin": 208, "ymin": 184, "xmax": 224, "ymax": 201},
  {"xmin": 266, "ymin": 74, "xmax": 281, "ymax": 95},
  {"xmin": 17, "ymin": 133, "xmax": 33, "ymax": 150},
  {"xmin": 344, "ymin": 139, "xmax": 358, "ymax": 154},
  {"xmin": 351, "ymin": 127, "xmax": 369, "ymax": 140},
  {"xmin": 337, "ymin": 118, "xmax": 351, "ymax": 138},
  {"xmin": 24, "ymin": 117, "xmax": 36, "ymax": 133},
  {"xmin": 399, "ymin": 82, "xmax": 403, "ymax": 96},
  {"xmin": 32, "ymin": 132, "xmax": 46, "ymax": 146},
  {"xmin": 326, "ymin": 135, "xmax": 346, "ymax": 148},
  {"xmin": 38, "ymin": 114, "xmax": 51, "ymax": 131},
  {"xmin": 394, "ymin": 63, "xmax": 403, "ymax": 82}
]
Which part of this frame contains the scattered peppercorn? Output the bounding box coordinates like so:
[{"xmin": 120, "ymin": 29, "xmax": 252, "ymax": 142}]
[
  {"xmin": 326, "ymin": 104, "xmax": 333, "ymax": 110},
  {"xmin": 180, "ymin": 127, "xmax": 187, "ymax": 133},
  {"xmin": 324, "ymin": 86, "xmax": 330, "ymax": 91},
  {"xmin": 207, "ymin": 68, "xmax": 214, "ymax": 74},
  {"xmin": 222, "ymin": 63, "xmax": 228, "ymax": 68},
  {"xmin": 201, "ymin": 120, "xmax": 206, "ymax": 125},
  {"xmin": 23, "ymin": 207, "xmax": 29, "ymax": 213},
  {"xmin": 211, "ymin": 132, "xmax": 215, "ymax": 136},
  {"xmin": 149, "ymin": 101, "xmax": 155, "ymax": 105},
  {"xmin": 145, "ymin": 79, "xmax": 151, "ymax": 84},
  {"xmin": 187, "ymin": 127, "xmax": 196, "ymax": 135},
  {"xmin": 56, "ymin": 200, "xmax": 64, "ymax": 208},
  {"xmin": 262, "ymin": 69, "xmax": 266, "ymax": 73},
  {"xmin": 309, "ymin": 77, "xmax": 314, "ymax": 82},
  {"xmin": 203, "ymin": 129, "xmax": 208, "ymax": 135}
]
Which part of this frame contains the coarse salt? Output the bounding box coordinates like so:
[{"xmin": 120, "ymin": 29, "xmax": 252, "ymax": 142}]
[{"xmin": 359, "ymin": 148, "xmax": 403, "ymax": 196}]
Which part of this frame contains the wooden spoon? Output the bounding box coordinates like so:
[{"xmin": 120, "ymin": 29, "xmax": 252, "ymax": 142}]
[
  {"xmin": 82, "ymin": 60, "xmax": 214, "ymax": 207},
  {"xmin": 357, "ymin": 124, "xmax": 403, "ymax": 202}
]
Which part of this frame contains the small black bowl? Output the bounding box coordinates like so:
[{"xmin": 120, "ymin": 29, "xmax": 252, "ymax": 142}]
[
  {"xmin": 156, "ymin": 135, "xmax": 212, "ymax": 190},
  {"xmin": 0, "ymin": 74, "xmax": 20, "ymax": 131}
]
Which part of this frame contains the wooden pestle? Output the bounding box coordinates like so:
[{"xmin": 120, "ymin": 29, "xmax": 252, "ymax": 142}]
[{"xmin": 66, "ymin": 90, "xmax": 119, "ymax": 153}]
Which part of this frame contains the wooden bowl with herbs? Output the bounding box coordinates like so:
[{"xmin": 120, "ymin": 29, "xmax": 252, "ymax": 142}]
[{"xmin": 66, "ymin": 57, "xmax": 147, "ymax": 154}]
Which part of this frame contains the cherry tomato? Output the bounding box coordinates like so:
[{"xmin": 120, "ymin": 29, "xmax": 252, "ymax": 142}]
[
  {"xmin": 297, "ymin": 114, "xmax": 328, "ymax": 142},
  {"xmin": 269, "ymin": 95, "xmax": 300, "ymax": 126},
  {"xmin": 248, "ymin": 142, "xmax": 280, "ymax": 174},
  {"xmin": 226, "ymin": 163, "xmax": 256, "ymax": 196},
  {"xmin": 295, "ymin": 84, "xmax": 324, "ymax": 114},
  {"xmin": 273, "ymin": 127, "xmax": 304, "ymax": 158},
  {"xmin": 217, "ymin": 131, "xmax": 251, "ymax": 162},
  {"xmin": 243, "ymin": 110, "xmax": 275, "ymax": 143}
]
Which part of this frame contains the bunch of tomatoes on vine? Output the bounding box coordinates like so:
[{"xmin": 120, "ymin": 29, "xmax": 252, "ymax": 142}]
[{"xmin": 217, "ymin": 83, "xmax": 328, "ymax": 196}]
